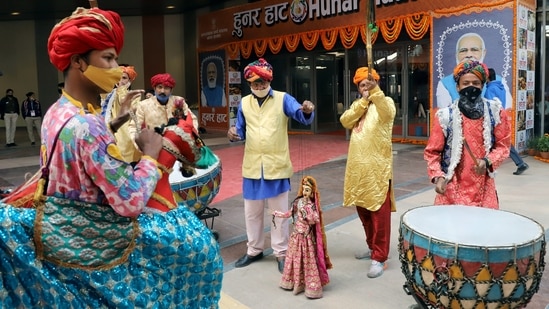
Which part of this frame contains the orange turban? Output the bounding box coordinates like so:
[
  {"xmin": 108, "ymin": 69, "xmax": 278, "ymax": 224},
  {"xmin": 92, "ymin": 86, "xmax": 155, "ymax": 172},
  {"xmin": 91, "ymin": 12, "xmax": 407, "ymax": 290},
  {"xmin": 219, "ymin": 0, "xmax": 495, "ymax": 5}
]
[
  {"xmin": 244, "ymin": 58, "xmax": 273, "ymax": 82},
  {"xmin": 47, "ymin": 8, "xmax": 125, "ymax": 72},
  {"xmin": 353, "ymin": 67, "xmax": 380, "ymax": 85},
  {"xmin": 151, "ymin": 73, "xmax": 176, "ymax": 88},
  {"xmin": 453, "ymin": 60, "xmax": 489, "ymax": 84},
  {"xmin": 121, "ymin": 66, "xmax": 137, "ymax": 81}
]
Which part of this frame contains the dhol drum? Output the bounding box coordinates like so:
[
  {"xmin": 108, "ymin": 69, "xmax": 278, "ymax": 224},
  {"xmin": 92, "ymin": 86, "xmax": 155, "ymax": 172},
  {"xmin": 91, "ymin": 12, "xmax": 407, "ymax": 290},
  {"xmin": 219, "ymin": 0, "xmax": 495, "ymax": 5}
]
[
  {"xmin": 169, "ymin": 158, "xmax": 222, "ymax": 213},
  {"xmin": 399, "ymin": 205, "xmax": 546, "ymax": 309}
]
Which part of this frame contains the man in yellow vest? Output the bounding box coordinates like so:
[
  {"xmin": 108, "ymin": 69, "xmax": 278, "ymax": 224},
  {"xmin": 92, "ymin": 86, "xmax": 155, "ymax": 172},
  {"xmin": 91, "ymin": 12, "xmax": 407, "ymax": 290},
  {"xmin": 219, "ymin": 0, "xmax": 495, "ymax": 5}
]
[{"xmin": 227, "ymin": 58, "xmax": 315, "ymax": 273}]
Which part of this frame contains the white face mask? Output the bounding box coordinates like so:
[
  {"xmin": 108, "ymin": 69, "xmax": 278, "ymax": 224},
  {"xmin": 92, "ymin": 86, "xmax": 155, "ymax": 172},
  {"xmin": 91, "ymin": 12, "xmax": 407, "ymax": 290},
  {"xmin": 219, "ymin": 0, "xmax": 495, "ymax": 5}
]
[{"xmin": 251, "ymin": 86, "xmax": 270, "ymax": 98}]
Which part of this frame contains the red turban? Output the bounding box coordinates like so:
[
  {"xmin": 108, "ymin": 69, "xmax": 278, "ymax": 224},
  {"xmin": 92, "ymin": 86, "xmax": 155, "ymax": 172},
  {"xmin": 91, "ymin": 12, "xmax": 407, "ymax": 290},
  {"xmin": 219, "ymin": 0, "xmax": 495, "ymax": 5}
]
[
  {"xmin": 353, "ymin": 67, "xmax": 380, "ymax": 85},
  {"xmin": 151, "ymin": 73, "xmax": 176, "ymax": 88},
  {"xmin": 453, "ymin": 60, "xmax": 489, "ymax": 84},
  {"xmin": 47, "ymin": 8, "xmax": 125, "ymax": 72},
  {"xmin": 243, "ymin": 58, "xmax": 273, "ymax": 82},
  {"xmin": 121, "ymin": 66, "xmax": 137, "ymax": 81}
]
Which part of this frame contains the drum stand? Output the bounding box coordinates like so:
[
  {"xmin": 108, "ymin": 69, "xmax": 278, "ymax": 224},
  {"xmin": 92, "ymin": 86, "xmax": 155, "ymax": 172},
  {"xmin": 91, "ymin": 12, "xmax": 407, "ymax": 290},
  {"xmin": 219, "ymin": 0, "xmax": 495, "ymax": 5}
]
[
  {"xmin": 195, "ymin": 206, "xmax": 221, "ymax": 240},
  {"xmin": 403, "ymin": 283, "xmax": 431, "ymax": 309}
]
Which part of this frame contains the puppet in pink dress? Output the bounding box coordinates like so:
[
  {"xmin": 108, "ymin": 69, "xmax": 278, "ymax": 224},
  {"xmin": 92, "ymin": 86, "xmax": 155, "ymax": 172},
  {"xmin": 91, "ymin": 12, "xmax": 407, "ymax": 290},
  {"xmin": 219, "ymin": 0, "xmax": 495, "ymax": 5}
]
[{"xmin": 272, "ymin": 176, "xmax": 332, "ymax": 299}]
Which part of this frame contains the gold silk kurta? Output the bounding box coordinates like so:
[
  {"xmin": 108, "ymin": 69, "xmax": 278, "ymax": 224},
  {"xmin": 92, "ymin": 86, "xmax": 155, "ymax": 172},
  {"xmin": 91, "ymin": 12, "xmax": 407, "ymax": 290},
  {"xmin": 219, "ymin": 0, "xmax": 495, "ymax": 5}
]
[
  {"xmin": 340, "ymin": 86, "xmax": 396, "ymax": 212},
  {"xmin": 128, "ymin": 95, "xmax": 198, "ymax": 141},
  {"xmin": 108, "ymin": 87, "xmax": 141, "ymax": 162}
]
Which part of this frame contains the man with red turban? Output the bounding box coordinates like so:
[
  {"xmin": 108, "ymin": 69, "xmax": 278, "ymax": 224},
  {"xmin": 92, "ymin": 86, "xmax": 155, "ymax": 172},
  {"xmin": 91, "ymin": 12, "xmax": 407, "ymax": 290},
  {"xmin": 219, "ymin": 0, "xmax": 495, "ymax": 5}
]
[
  {"xmin": 0, "ymin": 7, "xmax": 222, "ymax": 308},
  {"xmin": 340, "ymin": 67, "xmax": 396, "ymax": 279},
  {"xmin": 129, "ymin": 73, "xmax": 197, "ymax": 143},
  {"xmin": 227, "ymin": 58, "xmax": 316, "ymax": 273},
  {"xmin": 425, "ymin": 59, "xmax": 510, "ymax": 209}
]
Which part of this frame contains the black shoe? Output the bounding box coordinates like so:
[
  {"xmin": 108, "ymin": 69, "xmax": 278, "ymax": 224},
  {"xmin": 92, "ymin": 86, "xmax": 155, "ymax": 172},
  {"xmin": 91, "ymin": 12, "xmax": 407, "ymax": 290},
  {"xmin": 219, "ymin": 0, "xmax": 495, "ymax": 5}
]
[
  {"xmin": 11, "ymin": 143, "xmax": 17, "ymax": 147},
  {"xmin": 31, "ymin": 142, "xmax": 35, "ymax": 145},
  {"xmin": 513, "ymin": 163, "xmax": 529, "ymax": 175},
  {"xmin": 276, "ymin": 257, "xmax": 285, "ymax": 274},
  {"xmin": 234, "ymin": 253, "xmax": 263, "ymax": 268}
]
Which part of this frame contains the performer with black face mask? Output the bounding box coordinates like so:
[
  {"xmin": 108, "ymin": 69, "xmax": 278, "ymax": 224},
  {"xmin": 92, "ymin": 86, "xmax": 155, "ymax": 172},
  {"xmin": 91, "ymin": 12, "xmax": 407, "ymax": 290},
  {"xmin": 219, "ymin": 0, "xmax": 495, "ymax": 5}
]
[{"xmin": 424, "ymin": 60, "xmax": 511, "ymax": 209}]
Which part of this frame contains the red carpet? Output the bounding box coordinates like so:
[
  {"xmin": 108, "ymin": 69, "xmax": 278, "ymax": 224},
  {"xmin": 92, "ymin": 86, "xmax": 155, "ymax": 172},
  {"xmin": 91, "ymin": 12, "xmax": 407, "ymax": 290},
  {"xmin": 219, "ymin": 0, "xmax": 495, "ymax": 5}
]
[{"xmin": 210, "ymin": 134, "xmax": 349, "ymax": 205}]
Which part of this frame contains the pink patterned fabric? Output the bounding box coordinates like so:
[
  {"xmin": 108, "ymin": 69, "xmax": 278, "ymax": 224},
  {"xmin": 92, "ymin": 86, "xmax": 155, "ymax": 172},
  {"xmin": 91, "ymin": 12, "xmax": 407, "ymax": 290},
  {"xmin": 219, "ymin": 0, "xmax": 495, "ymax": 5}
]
[
  {"xmin": 424, "ymin": 109, "xmax": 510, "ymax": 209},
  {"xmin": 41, "ymin": 95, "xmax": 160, "ymax": 217},
  {"xmin": 277, "ymin": 196, "xmax": 329, "ymax": 298}
]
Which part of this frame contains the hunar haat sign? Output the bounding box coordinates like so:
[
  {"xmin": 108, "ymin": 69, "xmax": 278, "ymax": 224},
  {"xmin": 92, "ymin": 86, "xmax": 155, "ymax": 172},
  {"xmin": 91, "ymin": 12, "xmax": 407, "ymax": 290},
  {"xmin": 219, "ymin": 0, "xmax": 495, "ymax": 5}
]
[
  {"xmin": 198, "ymin": 0, "xmax": 365, "ymax": 49},
  {"xmin": 197, "ymin": 0, "xmax": 500, "ymax": 51}
]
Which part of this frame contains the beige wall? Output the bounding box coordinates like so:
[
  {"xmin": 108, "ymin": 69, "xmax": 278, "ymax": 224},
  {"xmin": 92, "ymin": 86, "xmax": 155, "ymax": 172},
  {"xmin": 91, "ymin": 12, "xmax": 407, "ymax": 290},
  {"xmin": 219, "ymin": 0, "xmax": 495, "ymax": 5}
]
[
  {"xmin": 164, "ymin": 14, "xmax": 186, "ymax": 98},
  {"xmin": 0, "ymin": 14, "xmax": 189, "ymax": 128},
  {"xmin": 0, "ymin": 20, "xmax": 39, "ymax": 127},
  {"xmin": 119, "ymin": 16, "xmax": 145, "ymax": 90}
]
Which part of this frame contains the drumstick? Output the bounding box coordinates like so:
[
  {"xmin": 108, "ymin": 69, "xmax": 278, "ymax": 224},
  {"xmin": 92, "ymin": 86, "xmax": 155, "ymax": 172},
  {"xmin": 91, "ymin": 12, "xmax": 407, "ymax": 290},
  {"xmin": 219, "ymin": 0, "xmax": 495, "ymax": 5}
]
[
  {"xmin": 89, "ymin": 0, "xmax": 98, "ymax": 8},
  {"xmin": 463, "ymin": 139, "xmax": 479, "ymax": 167}
]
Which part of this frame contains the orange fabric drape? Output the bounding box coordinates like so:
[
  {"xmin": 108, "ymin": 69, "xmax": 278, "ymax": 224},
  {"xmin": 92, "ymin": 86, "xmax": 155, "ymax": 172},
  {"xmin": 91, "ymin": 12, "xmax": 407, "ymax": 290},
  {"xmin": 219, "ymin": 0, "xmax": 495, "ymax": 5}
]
[
  {"xmin": 223, "ymin": 14, "xmax": 432, "ymax": 58},
  {"xmin": 379, "ymin": 18, "xmax": 403, "ymax": 44},
  {"xmin": 404, "ymin": 14, "xmax": 430, "ymax": 40},
  {"xmin": 253, "ymin": 39, "xmax": 268, "ymax": 57},
  {"xmin": 284, "ymin": 34, "xmax": 301, "ymax": 52},
  {"xmin": 359, "ymin": 24, "xmax": 379, "ymax": 45},
  {"xmin": 321, "ymin": 29, "xmax": 339, "ymax": 50},
  {"xmin": 240, "ymin": 41, "xmax": 254, "ymax": 59},
  {"xmin": 339, "ymin": 26, "xmax": 361, "ymax": 49},
  {"xmin": 301, "ymin": 31, "xmax": 320, "ymax": 51},
  {"xmin": 268, "ymin": 37, "xmax": 284, "ymax": 54}
]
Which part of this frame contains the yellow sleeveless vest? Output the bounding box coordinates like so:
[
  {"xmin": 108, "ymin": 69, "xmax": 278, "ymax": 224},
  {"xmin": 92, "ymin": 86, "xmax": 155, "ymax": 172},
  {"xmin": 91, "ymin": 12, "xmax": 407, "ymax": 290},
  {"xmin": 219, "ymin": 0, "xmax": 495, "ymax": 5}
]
[{"xmin": 241, "ymin": 90, "xmax": 293, "ymax": 179}]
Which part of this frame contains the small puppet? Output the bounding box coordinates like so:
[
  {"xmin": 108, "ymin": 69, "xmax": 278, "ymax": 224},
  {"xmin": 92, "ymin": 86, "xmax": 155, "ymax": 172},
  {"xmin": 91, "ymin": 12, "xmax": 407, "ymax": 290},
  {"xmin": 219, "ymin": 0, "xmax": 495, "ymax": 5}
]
[{"xmin": 272, "ymin": 176, "xmax": 332, "ymax": 299}]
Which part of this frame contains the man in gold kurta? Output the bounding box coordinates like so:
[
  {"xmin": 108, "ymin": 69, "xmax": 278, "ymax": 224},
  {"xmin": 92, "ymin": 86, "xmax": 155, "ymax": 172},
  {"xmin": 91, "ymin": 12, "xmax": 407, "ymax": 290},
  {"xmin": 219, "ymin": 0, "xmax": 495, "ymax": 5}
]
[
  {"xmin": 103, "ymin": 65, "xmax": 141, "ymax": 162},
  {"xmin": 128, "ymin": 73, "xmax": 198, "ymax": 143},
  {"xmin": 340, "ymin": 67, "xmax": 396, "ymax": 279}
]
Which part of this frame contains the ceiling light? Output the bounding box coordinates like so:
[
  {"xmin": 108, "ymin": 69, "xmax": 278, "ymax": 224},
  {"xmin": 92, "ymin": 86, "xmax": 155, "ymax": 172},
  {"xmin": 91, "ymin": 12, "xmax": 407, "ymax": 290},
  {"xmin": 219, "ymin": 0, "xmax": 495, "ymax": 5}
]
[
  {"xmin": 11, "ymin": 12, "xmax": 20, "ymax": 16},
  {"xmin": 166, "ymin": 5, "xmax": 175, "ymax": 9}
]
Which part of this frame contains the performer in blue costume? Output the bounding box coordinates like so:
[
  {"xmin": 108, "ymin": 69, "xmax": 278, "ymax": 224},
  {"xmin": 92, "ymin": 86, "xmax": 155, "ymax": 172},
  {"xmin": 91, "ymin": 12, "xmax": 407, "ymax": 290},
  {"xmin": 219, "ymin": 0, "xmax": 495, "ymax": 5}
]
[{"xmin": 0, "ymin": 6, "xmax": 222, "ymax": 308}]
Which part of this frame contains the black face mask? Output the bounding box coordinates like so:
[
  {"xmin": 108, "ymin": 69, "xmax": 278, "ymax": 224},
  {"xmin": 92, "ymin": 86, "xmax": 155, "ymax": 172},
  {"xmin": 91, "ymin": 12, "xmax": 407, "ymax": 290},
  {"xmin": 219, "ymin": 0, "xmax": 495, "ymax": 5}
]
[
  {"xmin": 459, "ymin": 86, "xmax": 482, "ymax": 102},
  {"xmin": 458, "ymin": 86, "xmax": 484, "ymax": 119}
]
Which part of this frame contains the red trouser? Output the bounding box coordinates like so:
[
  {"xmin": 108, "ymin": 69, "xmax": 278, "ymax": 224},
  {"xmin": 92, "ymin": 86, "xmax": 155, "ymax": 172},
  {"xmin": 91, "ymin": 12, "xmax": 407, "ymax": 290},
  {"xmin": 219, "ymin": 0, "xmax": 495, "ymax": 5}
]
[{"xmin": 356, "ymin": 189, "xmax": 391, "ymax": 263}]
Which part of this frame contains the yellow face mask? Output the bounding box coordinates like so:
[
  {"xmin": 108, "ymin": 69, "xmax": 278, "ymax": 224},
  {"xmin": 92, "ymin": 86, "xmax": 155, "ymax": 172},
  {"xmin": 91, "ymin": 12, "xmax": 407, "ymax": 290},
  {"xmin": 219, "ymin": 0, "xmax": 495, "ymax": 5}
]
[{"xmin": 82, "ymin": 65, "xmax": 123, "ymax": 93}]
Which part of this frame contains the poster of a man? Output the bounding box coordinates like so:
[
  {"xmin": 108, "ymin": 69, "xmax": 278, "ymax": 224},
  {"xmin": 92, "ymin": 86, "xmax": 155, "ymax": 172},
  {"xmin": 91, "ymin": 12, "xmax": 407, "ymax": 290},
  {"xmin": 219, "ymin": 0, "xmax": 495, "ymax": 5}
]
[
  {"xmin": 433, "ymin": 9, "xmax": 513, "ymax": 109},
  {"xmin": 201, "ymin": 55, "xmax": 227, "ymax": 108}
]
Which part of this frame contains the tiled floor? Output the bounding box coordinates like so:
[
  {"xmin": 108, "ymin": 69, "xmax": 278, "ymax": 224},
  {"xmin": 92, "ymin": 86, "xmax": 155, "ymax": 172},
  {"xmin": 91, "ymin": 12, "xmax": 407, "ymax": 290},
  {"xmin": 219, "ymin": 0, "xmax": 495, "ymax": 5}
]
[{"xmin": 1, "ymin": 127, "xmax": 548, "ymax": 308}]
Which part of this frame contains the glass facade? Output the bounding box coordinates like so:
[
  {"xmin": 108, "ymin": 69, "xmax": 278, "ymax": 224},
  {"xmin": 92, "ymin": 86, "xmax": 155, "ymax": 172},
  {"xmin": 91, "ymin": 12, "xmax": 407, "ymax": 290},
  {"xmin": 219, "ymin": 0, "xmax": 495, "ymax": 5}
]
[{"xmin": 537, "ymin": 0, "xmax": 549, "ymax": 135}]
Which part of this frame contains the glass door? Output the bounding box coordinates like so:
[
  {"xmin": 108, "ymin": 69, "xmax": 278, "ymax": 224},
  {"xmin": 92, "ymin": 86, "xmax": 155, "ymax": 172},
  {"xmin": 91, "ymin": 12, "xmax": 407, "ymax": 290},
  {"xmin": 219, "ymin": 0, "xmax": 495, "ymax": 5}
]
[
  {"xmin": 372, "ymin": 47, "xmax": 404, "ymax": 136},
  {"xmin": 407, "ymin": 42, "xmax": 430, "ymax": 138},
  {"xmin": 289, "ymin": 56, "xmax": 314, "ymax": 131}
]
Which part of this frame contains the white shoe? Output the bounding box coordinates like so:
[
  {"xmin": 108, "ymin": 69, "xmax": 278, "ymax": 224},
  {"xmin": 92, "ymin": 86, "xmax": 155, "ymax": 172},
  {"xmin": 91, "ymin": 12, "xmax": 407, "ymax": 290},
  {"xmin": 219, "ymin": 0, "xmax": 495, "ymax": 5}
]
[
  {"xmin": 354, "ymin": 249, "xmax": 371, "ymax": 260},
  {"xmin": 367, "ymin": 260, "xmax": 386, "ymax": 278}
]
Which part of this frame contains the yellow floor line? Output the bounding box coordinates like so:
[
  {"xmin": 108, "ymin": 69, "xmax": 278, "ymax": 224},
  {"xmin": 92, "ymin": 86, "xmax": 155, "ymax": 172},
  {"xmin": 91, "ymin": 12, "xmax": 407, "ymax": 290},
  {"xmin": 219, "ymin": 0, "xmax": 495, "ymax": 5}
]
[{"xmin": 219, "ymin": 291, "xmax": 250, "ymax": 309}]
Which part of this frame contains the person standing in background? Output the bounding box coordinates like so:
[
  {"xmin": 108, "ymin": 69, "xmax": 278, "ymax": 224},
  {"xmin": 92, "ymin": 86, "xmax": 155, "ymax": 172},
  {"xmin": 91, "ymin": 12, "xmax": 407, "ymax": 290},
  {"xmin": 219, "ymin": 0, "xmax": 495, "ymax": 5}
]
[
  {"xmin": 340, "ymin": 67, "xmax": 396, "ymax": 279},
  {"xmin": 484, "ymin": 68, "xmax": 529, "ymax": 175},
  {"xmin": 227, "ymin": 58, "xmax": 315, "ymax": 273},
  {"xmin": 103, "ymin": 65, "xmax": 141, "ymax": 162},
  {"xmin": 21, "ymin": 91, "xmax": 42, "ymax": 145},
  {"xmin": 0, "ymin": 88, "xmax": 20, "ymax": 147}
]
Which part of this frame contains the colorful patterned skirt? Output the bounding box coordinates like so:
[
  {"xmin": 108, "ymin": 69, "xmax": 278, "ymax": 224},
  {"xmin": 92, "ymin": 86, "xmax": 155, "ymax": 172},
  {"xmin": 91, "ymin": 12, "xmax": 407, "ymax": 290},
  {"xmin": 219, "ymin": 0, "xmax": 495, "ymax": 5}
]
[{"xmin": 0, "ymin": 202, "xmax": 223, "ymax": 308}]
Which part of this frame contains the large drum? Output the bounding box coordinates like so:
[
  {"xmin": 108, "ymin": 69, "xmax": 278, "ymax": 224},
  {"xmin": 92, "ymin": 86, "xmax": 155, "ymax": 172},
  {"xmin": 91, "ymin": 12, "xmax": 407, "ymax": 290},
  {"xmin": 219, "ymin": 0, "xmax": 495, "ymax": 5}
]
[
  {"xmin": 169, "ymin": 158, "xmax": 222, "ymax": 213},
  {"xmin": 399, "ymin": 205, "xmax": 546, "ymax": 309}
]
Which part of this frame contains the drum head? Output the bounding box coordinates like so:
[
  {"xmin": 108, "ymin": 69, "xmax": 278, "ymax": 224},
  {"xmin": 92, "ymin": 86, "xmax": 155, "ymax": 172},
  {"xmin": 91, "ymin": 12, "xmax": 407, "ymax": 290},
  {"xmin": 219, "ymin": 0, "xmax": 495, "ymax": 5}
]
[
  {"xmin": 169, "ymin": 159, "xmax": 218, "ymax": 184},
  {"xmin": 401, "ymin": 205, "xmax": 544, "ymax": 247}
]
